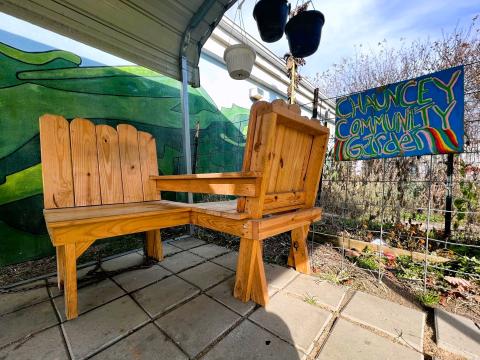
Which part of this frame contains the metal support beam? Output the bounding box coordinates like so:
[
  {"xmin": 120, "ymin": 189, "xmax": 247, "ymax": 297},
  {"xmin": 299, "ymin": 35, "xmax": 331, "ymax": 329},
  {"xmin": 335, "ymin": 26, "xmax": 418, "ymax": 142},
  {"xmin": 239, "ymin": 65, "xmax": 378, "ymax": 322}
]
[
  {"xmin": 312, "ymin": 88, "xmax": 319, "ymax": 119},
  {"xmin": 180, "ymin": 56, "xmax": 194, "ymax": 206},
  {"xmin": 444, "ymin": 153, "xmax": 454, "ymax": 240}
]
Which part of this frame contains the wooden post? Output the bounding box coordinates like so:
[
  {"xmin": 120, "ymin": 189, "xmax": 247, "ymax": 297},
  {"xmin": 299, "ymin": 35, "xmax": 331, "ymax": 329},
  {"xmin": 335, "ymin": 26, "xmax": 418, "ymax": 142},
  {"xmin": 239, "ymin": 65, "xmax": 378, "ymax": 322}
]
[
  {"xmin": 234, "ymin": 238, "xmax": 268, "ymax": 306},
  {"xmin": 56, "ymin": 246, "xmax": 65, "ymax": 289},
  {"xmin": 146, "ymin": 230, "xmax": 163, "ymax": 261},
  {"xmin": 290, "ymin": 225, "xmax": 311, "ymax": 274},
  {"xmin": 63, "ymin": 243, "xmax": 78, "ymax": 320}
]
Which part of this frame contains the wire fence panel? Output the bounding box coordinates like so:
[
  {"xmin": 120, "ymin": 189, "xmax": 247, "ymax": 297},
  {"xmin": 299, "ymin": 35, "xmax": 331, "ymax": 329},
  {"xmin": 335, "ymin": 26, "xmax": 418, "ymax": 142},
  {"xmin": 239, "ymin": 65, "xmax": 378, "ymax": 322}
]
[{"xmin": 314, "ymin": 63, "xmax": 480, "ymax": 299}]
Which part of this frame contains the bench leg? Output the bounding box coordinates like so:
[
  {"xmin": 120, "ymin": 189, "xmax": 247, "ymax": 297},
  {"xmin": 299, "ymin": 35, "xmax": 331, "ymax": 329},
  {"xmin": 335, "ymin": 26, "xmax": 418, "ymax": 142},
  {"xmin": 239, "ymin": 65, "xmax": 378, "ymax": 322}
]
[
  {"xmin": 146, "ymin": 230, "xmax": 163, "ymax": 261},
  {"xmin": 234, "ymin": 238, "xmax": 268, "ymax": 306},
  {"xmin": 63, "ymin": 244, "xmax": 78, "ymax": 320},
  {"xmin": 290, "ymin": 225, "xmax": 311, "ymax": 274},
  {"xmin": 56, "ymin": 246, "xmax": 66, "ymax": 289}
]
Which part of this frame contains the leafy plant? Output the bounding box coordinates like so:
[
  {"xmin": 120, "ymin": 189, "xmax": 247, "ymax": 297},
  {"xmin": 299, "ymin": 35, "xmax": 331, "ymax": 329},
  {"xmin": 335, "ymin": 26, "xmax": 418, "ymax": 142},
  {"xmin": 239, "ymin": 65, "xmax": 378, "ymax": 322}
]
[
  {"xmin": 303, "ymin": 293, "xmax": 318, "ymax": 305},
  {"xmin": 417, "ymin": 290, "xmax": 440, "ymax": 307},
  {"xmin": 396, "ymin": 255, "xmax": 424, "ymax": 280},
  {"xmin": 357, "ymin": 255, "xmax": 380, "ymax": 271},
  {"xmin": 437, "ymin": 255, "xmax": 480, "ymax": 280},
  {"xmin": 317, "ymin": 269, "xmax": 351, "ymax": 285}
]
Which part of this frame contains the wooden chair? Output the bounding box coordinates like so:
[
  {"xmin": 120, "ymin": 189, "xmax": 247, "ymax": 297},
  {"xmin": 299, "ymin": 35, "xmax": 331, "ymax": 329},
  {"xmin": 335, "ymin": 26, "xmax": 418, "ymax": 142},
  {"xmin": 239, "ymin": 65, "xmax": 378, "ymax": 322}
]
[
  {"xmin": 40, "ymin": 115, "xmax": 189, "ymax": 319},
  {"xmin": 40, "ymin": 99, "xmax": 329, "ymax": 320},
  {"xmin": 151, "ymin": 99, "xmax": 330, "ymax": 305}
]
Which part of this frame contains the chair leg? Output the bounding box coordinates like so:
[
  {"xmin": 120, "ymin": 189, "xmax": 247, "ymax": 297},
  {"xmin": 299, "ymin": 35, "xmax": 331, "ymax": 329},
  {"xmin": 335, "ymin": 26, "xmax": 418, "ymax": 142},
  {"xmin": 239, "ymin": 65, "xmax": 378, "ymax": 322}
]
[
  {"xmin": 290, "ymin": 225, "xmax": 311, "ymax": 274},
  {"xmin": 146, "ymin": 230, "xmax": 163, "ymax": 261},
  {"xmin": 234, "ymin": 238, "xmax": 268, "ymax": 306},
  {"xmin": 63, "ymin": 244, "xmax": 78, "ymax": 320},
  {"xmin": 287, "ymin": 247, "xmax": 295, "ymax": 267},
  {"xmin": 56, "ymin": 246, "xmax": 66, "ymax": 289}
]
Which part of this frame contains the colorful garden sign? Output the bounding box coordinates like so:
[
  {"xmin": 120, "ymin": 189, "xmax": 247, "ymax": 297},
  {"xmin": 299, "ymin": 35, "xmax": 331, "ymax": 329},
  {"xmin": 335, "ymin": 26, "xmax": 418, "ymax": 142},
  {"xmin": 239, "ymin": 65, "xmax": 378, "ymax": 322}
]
[{"xmin": 334, "ymin": 66, "xmax": 464, "ymax": 160}]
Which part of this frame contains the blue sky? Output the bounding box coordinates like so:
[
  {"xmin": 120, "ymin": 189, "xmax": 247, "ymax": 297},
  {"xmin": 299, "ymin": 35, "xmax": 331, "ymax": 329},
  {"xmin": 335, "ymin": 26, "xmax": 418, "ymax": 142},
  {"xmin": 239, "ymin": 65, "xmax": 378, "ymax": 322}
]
[
  {"xmin": 227, "ymin": 0, "xmax": 479, "ymax": 78},
  {"xmin": 1, "ymin": 1, "xmax": 478, "ymax": 78}
]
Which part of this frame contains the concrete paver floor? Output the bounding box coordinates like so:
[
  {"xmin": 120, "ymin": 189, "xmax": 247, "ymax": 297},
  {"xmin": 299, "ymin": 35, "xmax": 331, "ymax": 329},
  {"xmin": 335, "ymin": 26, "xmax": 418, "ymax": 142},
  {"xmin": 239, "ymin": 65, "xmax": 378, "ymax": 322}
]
[{"xmin": 0, "ymin": 238, "xmax": 433, "ymax": 360}]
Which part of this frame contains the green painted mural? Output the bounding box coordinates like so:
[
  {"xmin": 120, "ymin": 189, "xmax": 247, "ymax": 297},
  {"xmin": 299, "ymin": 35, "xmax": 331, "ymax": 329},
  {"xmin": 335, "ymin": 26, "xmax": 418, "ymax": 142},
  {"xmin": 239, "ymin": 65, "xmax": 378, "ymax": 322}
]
[{"xmin": 0, "ymin": 41, "xmax": 249, "ymax": 266}]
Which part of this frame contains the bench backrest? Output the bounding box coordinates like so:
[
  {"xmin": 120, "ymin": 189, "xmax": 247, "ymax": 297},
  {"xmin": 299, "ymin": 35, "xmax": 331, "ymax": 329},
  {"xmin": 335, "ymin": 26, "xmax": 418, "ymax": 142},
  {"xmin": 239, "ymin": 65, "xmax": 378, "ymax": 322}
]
[
  {"xmin": 39, "ymin": 115, "xmax": 159, "ymax": 209},
  {"xmin": 237, "ymin": 100, "xmax": 329, "ymax": 218}
]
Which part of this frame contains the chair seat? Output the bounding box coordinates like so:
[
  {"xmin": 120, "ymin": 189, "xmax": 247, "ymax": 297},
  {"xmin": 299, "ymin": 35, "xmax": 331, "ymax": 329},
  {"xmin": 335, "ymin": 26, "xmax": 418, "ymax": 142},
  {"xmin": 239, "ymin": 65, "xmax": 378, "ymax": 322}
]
[
  {"xmin": 44, "ymin": 200, "xmax": 190, "ymax": 227},
  {"xmin": 190, "ymin": 200, "xmax": 249, "ymax": 220}
]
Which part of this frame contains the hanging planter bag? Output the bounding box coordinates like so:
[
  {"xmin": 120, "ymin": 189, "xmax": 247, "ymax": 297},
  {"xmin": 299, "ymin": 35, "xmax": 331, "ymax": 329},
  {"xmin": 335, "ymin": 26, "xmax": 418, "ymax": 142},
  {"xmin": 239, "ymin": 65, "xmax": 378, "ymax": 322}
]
[
  {"xmin": 253, "ymin": 0, "xmax": 290, "ymax": 43},
  {"xmin": 224, "ymin": 44, "xmax": 256, "ymax": 80},
  {"xmin": 285, "ymin": 10, "xmax": 325, "ymax": 58}
]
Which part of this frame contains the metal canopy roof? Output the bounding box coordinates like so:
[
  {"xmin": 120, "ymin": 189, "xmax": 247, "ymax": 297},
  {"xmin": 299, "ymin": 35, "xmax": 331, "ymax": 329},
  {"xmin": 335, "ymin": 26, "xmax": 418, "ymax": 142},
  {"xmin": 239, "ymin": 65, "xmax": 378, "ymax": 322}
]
[{"xmin": 0, "ymin": 0, "xmax": 236, "ymax": 87}]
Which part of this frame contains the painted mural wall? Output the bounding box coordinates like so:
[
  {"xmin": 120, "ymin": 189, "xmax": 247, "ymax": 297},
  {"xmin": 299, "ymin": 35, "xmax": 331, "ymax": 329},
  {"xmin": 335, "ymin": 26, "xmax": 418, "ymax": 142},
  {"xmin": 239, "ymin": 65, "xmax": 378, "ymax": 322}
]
[{"xmin": 0, "ymin": 29, "xmax": 249, "ymax": 266}]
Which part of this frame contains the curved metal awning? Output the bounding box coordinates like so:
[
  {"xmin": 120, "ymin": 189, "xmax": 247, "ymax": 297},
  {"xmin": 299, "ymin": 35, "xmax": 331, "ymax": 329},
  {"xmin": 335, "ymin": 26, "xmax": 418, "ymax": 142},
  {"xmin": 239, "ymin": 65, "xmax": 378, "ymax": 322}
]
[{"xmin": 0, "ymin": 0, "xmax": 237, "ymax": 87}]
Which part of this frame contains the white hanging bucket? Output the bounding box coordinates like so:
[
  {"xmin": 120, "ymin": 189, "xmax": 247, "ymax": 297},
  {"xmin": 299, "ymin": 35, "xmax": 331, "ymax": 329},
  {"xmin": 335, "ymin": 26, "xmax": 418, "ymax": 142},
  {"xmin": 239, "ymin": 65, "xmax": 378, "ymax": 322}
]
[{"xmin": 223, "ymin": 44, "xmax": 256, "ymax": 80}]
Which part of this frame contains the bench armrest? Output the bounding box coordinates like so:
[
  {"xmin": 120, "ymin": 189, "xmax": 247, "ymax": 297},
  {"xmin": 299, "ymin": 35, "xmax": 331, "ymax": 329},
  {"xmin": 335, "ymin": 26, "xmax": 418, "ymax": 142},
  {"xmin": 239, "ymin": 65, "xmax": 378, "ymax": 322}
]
[{"xmin": 150, "ymin": 171, "xmax": 262, "ymax": 197}]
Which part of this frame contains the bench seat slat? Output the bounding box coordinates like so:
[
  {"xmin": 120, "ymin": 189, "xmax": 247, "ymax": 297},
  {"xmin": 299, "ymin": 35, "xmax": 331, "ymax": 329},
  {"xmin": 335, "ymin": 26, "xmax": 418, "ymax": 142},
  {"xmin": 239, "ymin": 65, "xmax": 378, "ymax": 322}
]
[{"xmin": 44, "ymin": 200, "xmax": 190, "ymax": 226}]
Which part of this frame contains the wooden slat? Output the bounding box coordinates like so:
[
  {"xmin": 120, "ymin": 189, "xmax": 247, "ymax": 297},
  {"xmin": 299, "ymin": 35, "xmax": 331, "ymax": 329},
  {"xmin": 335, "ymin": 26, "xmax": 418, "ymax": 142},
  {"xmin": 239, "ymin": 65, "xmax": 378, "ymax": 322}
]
[
  {"xmin": 254, "ymin": 208, "xmax": 322, "ymax": 240},
  {"xmin": 154, "ymin": 177, "xmax": 260, "ymax": 197},
  {"xmin": 237, "ymin": 101, "xmax": 272, "ymax": 212},
  {"xmin": 190, "ymin": 212, "xmax": 252, "ymax": 239},
  {"xmin": 190, "ymin": 200, "xmax": 250, "ymax": 219},
  {"xmin": 241, "ymin": 102, "xmax": 272, "ymax": 175},
  {"xmin": 262, "ymin": 191, "xmax": 305, "ymax": 212},
  {"xmin": 96, "ymin": 125, "xmax": 124, "ymax": 204},
  {"xmin": 289, "ymin": 132, "xmax": 311, "ymax": 191},
  {"xmin": 274, "ymin": 127, "xmax": 299, "ymax": 192},
  {"xmin": 44, "ymin": 200, "xmax": 190, "ymax": 226},
  {"xmin": 269, "ymin": 100, "xmax": 329, "ymax": 136},
  {"xmin": 243, "ymin": 113, "xmax": 278, "ymax": 218},
  {"xmin": 70, "ymin": 118, "xmax": 101, "ymax": 206},
  {"xmin": 153, "ymin": 171, "xmax": 260, "ymax": 180},
  {"xmin": 39, "ymin": 114, "xmax": 74, "ymax": 209},
  {"xmin": 296, "ymin": 135, "xmax": 314, "ymax": 190},
  {"xmin": 117, "ymin": 124, "xmax": 144, "ymax": 203},
  {"xmin": 138, "ymin": 131, "xmax": 160, "ymax": 201},
  {"xmin": 304, "ymin": 134, "xmax": 329, "ymax": 207},
  {"xmin": 49, "ymin": 211, "xmax": 190, "ymax": 245},
  {"xmin": 266, "ymin": 123, "xmax": 286, "ymax": 193}
]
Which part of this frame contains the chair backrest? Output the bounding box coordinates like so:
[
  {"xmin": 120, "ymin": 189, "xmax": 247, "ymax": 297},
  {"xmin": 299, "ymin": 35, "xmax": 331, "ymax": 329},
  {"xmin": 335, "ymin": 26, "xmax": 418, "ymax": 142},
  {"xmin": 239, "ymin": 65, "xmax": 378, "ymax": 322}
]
[
  {"xmin": 39, "ymin": 115, "xmax": 159, "ymax": 209},
  {"xmin": 237, "ymin": 100, "xmax": 329, "ymax": 218}
]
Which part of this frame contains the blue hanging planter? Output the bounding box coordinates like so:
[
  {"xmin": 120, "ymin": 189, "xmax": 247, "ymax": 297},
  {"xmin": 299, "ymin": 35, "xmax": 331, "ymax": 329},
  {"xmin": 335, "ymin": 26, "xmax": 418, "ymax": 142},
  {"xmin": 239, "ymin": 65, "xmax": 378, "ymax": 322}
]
[
  {"xmin": 253, "ymin": 0, "xmax": 290, "ymax": 43},
  {"xmin": 285, "ymin": 10, "xmax": 325, "ymax": 58}
]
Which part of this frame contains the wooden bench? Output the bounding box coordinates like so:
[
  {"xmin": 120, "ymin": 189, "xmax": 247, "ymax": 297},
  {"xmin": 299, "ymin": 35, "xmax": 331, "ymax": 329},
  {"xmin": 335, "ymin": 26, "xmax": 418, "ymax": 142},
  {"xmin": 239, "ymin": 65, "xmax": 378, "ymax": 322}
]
[{"xmin": 40, "ymin": 99, "xmax": 329, "ymax": 320}]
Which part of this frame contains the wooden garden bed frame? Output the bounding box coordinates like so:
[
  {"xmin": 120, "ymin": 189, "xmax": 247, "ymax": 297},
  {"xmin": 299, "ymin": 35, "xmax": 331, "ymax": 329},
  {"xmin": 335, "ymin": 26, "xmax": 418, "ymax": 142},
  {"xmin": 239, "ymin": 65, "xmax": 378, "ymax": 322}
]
[{"xmin": 40, "ymin": 100, "xmax": 329, "ymax": 320}]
